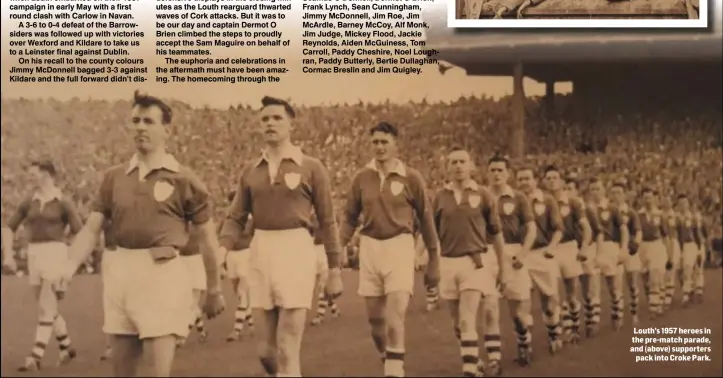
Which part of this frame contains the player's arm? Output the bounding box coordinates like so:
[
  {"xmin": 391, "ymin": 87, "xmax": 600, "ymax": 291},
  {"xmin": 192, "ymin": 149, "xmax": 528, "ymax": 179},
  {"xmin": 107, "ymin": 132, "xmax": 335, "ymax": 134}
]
[
  {"xmin": 339, "ymin": 172, "xmax": 363, "ymax": 248},
  {"xmin": 1, "ymin": 199, "xmax": 30, "ymax": 265},
  {"xmin": 546, "ymin": 197, "xmax": 564, "ymax": 252},
  {"xmin": 410, "ymin": 173, "xmax": 439, "ymax": 264},
  {"xmin": 183, "ymin": 172, "xmax": 222, "ymax": 293},
  {"xmin": 631, "ymin": 211, "xmax": 643, "ymax": 245},
  {"xmin": 68, "ymin": 170, "xmax": 117, "ymax": 269},
  {"xmin": 575, "ymin": 199, "xmax": 592, "ymax": 248},
  {"xmin": 219, "ymin": 169, "xmax": 252, "ymax": 252},
  {"xmin": 482, "ymin": 190, "xmax": 505, "ymax": 276},
  {"xmin": 61, "ymin": 198, "xmax": 85, "ymax": 245},
  {"xmin": 519, "ymin": 194, "xmax": 536, "ymax": 259},
  {"xmin": 616, "ymin": 210, "xmax": 630, "ymax": 251},
  {"xmin": 310, "ymin": 162, "xmax": 342, "ymax": 269}
]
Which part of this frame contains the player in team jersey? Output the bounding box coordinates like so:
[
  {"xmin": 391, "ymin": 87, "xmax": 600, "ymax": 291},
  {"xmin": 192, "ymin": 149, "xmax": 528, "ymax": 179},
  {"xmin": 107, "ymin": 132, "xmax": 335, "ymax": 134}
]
[
  {"xmin": 2, "ymin": 160, "xmax": 82, "ymax": 372},
  {"xmin": 564, "ymin": 176, "xmax": 603, "ymax": 337},
  {"xmin": 587, "ymin": 178, "xmax": 629, "ymax": 330},
  {"xmin": 636, "ymin": 188, "xmax": 672, "ymax": 319},
  {"xmin": 219, "ymin": 97, "xmax": 342, "ymax": 377},
  {"xmin": 543, "ymin": 166, "xmax": 591, "ymax": 344},
  {"xmin": 610, "ymin": 181, "xmax": 643, "ymax": 325},
  {"xmin": 486, "ymin": 155, "xmax": 536, "ymax": 366},
  {"xmin": 224, "ymin": 191, "xmax": 256, "ymax": 342},
  {"xmin": 516, "ymin": 167, "xmax": 565, "ymax": 354},
  {"xmin": 434, "ymin": 148, "xmax": 505, "ymax": 377},
  {"xmin": 339, "ymin": 122, "xmax": 439, "ymax": 378}
]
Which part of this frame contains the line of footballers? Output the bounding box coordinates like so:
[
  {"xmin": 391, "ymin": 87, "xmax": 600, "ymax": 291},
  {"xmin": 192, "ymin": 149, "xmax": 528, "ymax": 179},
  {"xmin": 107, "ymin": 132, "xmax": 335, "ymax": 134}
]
[
  {"xmin": 2, "ymin": 95, "xmax": 711, "ymax": 377},
  {"xmin": 155, "ymin": 149, "xmax": 709, "ymax": 377}
]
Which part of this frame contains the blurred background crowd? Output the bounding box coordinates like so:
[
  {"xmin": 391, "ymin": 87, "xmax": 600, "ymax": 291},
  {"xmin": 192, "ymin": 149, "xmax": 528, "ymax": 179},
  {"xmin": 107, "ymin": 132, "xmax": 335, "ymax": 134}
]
[{"xmin": 1, "ymin": 94, "xmax": 721, "ymax": 274}]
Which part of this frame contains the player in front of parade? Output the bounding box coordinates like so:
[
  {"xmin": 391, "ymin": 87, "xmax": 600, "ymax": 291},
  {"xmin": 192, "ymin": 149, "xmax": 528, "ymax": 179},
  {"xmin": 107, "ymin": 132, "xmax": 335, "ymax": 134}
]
[
  {"xmin": 58, "ymin": 91, "xmax": 226, "ymax": 377},
  {"xmin": 486, "ymin": 155, "xmax": 537, "ymax": 366},
  {"xmin": 564, "ymin": 176, "xmax": 603, "ymax": 337},
  {"xmin": 516, "ymin": 167, "xmax": 565, "ymax": 354},
  {"xmin": 2, "ymin": 160, "xmax": 83, "ymax": 372},
  {"xmin": 543, "ymin": 166, "xmax": 591, "ymax": 345},
  {"xmin": 587, "ymin": 178, "xmax": 629, "ymax": 330},
  {"xmin": 433, "ymin": 148, "xmax": 505, "ymax": 377},
  {"xmin": 637, "ymin": 187, "xmax": 672, "ymax": 319},
  {"xmin": 339, "ymin": 122, "xmax": 440, "ymax": 378},
  {"xmin": 610, "ymin": 181, "xmax": 643, "ymax": 325},
  {"xmin": 219, "ymin": 97, "xmax": 343, "ymax": 378}
]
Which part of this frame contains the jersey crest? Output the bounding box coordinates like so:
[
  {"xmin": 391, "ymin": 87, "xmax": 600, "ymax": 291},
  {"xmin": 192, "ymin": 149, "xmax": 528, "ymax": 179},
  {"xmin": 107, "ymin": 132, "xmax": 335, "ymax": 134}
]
[{"xmin": 153, "ymin": 180, "xmax": 174, "ymax": 202}]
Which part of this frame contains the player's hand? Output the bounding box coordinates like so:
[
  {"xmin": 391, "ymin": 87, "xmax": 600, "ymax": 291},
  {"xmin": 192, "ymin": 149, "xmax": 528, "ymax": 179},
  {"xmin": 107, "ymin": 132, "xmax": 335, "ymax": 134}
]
[
  {"xmin": 326, "ymin": 267, "xmax": 344, "ymax": 299},
  {"xmin": 203, "ymin": 288, "xmax": 226, "ymax": 319},
  {"xmin": 496, "ymin": 276, "xmax": 506, "ymax": 296},
  {"xmin": 424, "ymin": 258, "xmax": 440, "ymax": 288},
  {"xmin": 665, "ymin": 260, "xmax": 673, "ymax": 271},
  {"xmin": 2, "ymin": 258, "xmax": 17, "ymax": 274},
  {"xmin": 470, "ymin": 253, "xmax": 484, "ymax": 269},
  {"xmin": 543, "ymin": 250, "xmax": 555, "ymax": 259},
  {"xmin": 629, "ymin": 242, "xmax": 639, "ymax": 256},
  {"xmin": 695, "ymin": 254, "xmax": 703, "ymax": 267}
]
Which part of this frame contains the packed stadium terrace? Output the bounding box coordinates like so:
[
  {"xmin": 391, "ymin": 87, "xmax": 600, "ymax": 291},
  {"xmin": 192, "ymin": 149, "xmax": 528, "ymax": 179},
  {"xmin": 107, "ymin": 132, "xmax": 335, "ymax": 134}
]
[{"xmin": 1, "ymin": 95, "xmax": 721, "ymax": 230}]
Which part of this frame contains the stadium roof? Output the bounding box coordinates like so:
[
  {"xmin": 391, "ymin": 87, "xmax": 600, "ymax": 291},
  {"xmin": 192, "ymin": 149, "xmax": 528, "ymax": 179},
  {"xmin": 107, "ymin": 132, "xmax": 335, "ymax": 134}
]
[{"xmin": 423, "ymin": 4, "xmax": 722, "ymax": 77}]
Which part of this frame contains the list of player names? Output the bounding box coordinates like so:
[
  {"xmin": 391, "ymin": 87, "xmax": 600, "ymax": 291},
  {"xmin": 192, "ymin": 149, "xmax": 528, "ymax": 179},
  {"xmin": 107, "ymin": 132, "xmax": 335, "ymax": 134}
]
[{"xmin": 300, "ymin": 0, "xmax": 439, "ymax": 75}]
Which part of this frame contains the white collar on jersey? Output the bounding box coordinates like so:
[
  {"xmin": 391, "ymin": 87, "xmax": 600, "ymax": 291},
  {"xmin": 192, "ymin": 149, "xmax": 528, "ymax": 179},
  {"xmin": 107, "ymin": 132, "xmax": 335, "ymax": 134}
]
[
  {"xmin": 256, "ymin": 144, "xmax": 303, "ymax": 167},
  {"xmin": 32, "ymin": 187, "xmax": 63, "ymax": 203},
  {"xmin": 365, "ymin": 158, "xmax": 407, "ymax": 177},
  {"xmin": 126, "ymin": 153, "xmax": 180, "ymax": 176},
  {"xmin": 443, "ymin": 179, "xmax": 479, "ymax": 192}
]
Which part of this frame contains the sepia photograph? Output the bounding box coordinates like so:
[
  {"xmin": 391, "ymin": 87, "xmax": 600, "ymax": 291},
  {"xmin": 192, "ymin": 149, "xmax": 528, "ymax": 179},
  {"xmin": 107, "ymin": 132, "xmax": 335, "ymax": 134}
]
[
  {"xmin": 1, "ymin": 1, "xmax": 722, "ymax": 377},
  {"xmin": 450, "ymin": 0, "xmax": 707, "ymax": 28}
]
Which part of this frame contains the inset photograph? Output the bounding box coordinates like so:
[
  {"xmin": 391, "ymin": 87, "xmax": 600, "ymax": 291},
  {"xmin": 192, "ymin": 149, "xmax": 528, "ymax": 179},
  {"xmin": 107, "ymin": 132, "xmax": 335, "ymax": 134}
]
[{"xmin": 450, "ymin": 0, "xmax": 706, "ymax": 28}]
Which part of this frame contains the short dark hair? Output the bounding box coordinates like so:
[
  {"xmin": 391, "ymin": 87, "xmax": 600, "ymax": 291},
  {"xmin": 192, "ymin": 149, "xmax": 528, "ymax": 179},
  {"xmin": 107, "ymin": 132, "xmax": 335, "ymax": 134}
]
[
  {"xmin": 641, "ymin": 187, "xmax": 657, "ymax": 195},
  {"xmin": 543, "ymin": 165, "xmax": 560, "ymax": 177},
  {"xmin": 516, "ymin": 166, "xmax": 536, "ymax": 178},
  {"xmin": 30, "ymin": 159, "xmax": 56, "ymax": 177},
  {"xmin": 261, "ymin": 96, "xmax": 295, "ymax": 118},
  {"xmin": 133, "ymin": 90, "xmax": 172, "ymax": 124},
  {"xmin": 227, "ymin": 190, "xmax": 236, "ymax": 202},
  {"xmin": 588, "ymin": 177, "xmax": 600, "ymax": 185},
  {"xmin": 369, "ymin": 122, "xmax": 398, "ymax": 137},
  {"xmin": 449, "ymin": 145, "xmax": 466, "ymax": 153},
  {"xmin": 677, "ymin": 193, "xmax": 688, "ymax": 200},
  {"xmin": 565, "ymin": 176, "xmax": 579, "ymax": 189},
  {"xmin": 611, "ymin": 180, "xmax": 627, "ymax": 190},
  {"xmin": 487, "ymin": 153, "xmax": 509, "ymax": 168}
]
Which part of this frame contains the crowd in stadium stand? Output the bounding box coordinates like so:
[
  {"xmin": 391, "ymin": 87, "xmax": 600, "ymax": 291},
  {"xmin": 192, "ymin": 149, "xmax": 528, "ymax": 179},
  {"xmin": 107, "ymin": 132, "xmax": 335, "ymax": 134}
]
[{"xmin": 1, "ymin": 95, "xmax": 721, "ymax": 273}]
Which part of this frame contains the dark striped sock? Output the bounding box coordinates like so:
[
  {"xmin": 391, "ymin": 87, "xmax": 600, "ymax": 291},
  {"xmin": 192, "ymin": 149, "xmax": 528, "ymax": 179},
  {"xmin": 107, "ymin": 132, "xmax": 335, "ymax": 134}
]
[{"xmin": 460, "ymin": 333, "xmax": 479, "ymax": 377}]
